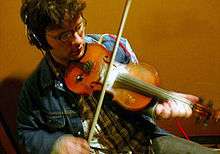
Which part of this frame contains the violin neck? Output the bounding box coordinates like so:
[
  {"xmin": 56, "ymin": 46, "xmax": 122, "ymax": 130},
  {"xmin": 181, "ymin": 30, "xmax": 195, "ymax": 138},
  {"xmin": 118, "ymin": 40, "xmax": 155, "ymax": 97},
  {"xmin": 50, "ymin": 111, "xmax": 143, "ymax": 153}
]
[{"xmin": 115, "ymin": 74, "xmax": 193, "ymax": 108}]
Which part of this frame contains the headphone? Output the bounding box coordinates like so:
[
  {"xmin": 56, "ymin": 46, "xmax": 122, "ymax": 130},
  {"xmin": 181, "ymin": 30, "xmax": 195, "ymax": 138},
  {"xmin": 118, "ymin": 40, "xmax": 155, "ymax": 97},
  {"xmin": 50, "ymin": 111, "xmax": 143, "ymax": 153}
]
[
  {"xmin": 28, "ymin": 29, "xmax": 43, "ymax": 48},
  {"xmin": 23, "ymin": 11, "xmax": 49, "ymax": 53}
]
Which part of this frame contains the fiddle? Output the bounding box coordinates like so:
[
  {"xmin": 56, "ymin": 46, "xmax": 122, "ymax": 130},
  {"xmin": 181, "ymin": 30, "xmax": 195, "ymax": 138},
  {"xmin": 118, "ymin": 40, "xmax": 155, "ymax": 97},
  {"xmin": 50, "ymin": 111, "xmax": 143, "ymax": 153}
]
[{"xmin": 64, "ymin": 43, "xmax": 220, "ymax": 121}]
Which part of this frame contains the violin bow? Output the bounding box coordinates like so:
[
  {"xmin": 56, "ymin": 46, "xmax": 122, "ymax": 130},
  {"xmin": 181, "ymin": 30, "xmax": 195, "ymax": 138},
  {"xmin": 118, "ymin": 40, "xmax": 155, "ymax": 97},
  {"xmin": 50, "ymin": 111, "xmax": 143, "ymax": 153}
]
[{"xmin": 88, "ymin": 0, "xmax": 133, "ymax": 143}]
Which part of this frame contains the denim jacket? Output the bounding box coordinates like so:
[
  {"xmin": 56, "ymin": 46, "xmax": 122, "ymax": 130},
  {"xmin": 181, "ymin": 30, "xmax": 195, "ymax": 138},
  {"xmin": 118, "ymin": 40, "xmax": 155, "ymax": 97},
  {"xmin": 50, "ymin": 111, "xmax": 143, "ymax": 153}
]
[{"xmin": 17, "ymin": 34, "xmax": 167, "ymax": 154}]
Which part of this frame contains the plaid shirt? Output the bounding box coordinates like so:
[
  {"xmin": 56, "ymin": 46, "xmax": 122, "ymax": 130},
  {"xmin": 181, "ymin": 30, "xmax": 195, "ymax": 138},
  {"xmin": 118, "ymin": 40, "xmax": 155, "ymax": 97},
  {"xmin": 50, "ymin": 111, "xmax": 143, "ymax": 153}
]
[{"xmin": 79, "ymin": 95, "xmax": 155, "ymax": 153}]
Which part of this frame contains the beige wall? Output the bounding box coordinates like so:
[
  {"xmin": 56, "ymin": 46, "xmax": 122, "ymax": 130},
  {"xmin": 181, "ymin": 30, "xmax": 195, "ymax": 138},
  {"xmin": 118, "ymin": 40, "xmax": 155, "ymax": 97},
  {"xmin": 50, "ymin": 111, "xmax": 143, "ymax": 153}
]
[
  {"xmin": 1, "ymin": 0, "xmax": 220, "ymax": 134},
  {"xmin": 0, "ymin": 1, "xmax": 43, "ymax": 80}
]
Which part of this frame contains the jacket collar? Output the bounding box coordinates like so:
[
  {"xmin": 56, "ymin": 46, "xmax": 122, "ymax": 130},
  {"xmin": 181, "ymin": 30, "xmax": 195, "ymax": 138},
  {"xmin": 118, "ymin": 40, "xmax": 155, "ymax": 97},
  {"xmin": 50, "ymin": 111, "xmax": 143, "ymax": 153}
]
[{"xmin": 38, "ymin": 58, "xmax": 55, "ymax": 89}]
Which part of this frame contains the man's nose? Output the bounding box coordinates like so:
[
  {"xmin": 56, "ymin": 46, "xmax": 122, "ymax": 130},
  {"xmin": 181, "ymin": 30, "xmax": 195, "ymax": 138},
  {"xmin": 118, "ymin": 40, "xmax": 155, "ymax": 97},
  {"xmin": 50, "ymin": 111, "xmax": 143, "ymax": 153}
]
[{"xmin": 71, "ymin": 32, "xmax": 84, "ymax": 45}]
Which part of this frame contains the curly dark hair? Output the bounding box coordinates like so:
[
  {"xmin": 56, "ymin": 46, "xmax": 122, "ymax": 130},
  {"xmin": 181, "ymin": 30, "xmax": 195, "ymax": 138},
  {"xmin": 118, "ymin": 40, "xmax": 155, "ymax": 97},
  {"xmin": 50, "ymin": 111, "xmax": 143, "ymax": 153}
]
[{"xmin": 20, "ymin": 0, "xmax": 86, "ymax": 51}]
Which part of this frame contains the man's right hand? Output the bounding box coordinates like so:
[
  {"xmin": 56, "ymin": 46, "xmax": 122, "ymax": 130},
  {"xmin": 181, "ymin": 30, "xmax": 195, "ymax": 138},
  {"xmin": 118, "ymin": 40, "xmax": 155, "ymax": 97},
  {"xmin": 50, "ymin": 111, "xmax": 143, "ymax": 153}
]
[{"xmin": 51, "ymin": 135, "xmax": 90, "ymax": 154}]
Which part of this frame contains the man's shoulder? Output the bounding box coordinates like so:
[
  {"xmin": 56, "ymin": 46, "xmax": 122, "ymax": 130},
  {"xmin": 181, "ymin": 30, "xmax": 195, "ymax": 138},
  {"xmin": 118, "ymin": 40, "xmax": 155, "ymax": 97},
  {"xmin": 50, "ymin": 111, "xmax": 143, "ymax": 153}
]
[
  {"xmin": 85, "ymin": 34, "xmax": 131, "ymax": 63},
  {"xmin": 85, "ymin": 34, "xmax": 127, "ymax": 44},
  {"xmin": 85, "ymin": 34, "xmax": 138, "ymax": 64},
  {"xmin": 22, "ymin": 58, "xmax": 53, "ymax": 91}
]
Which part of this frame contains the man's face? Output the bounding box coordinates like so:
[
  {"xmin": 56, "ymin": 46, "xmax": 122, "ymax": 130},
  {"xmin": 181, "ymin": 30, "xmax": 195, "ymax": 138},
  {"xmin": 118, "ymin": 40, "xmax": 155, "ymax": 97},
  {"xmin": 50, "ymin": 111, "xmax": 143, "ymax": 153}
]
[{"xmin": 46, "ymin": 14, "xmax": 86, "ymax": 66}]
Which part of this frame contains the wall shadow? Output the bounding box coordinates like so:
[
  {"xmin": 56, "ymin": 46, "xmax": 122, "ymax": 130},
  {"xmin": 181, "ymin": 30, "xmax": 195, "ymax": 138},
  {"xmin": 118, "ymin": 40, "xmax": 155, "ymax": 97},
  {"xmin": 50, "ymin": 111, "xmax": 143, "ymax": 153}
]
[
  {"xmin": 0, "ymin": 77, "xmax": 24, "ymax": 133},
  {"xmin": 0, "ymin": 77, "xmax": 25, "ymax": 153}
]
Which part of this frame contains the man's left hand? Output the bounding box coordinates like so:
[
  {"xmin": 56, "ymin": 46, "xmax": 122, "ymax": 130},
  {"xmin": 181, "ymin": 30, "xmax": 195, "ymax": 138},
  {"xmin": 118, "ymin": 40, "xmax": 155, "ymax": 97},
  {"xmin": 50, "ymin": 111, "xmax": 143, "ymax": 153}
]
[{"xmin": 155, "ymin": 93, "xmax": 199, "ymax": 119}]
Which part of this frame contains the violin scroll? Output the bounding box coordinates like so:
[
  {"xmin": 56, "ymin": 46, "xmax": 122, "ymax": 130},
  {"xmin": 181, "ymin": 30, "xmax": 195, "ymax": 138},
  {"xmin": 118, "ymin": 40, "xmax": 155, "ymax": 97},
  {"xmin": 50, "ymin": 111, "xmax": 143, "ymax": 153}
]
[{"xmin": 194, "ymin": 98, "xmax": 219, "ymax": 125}]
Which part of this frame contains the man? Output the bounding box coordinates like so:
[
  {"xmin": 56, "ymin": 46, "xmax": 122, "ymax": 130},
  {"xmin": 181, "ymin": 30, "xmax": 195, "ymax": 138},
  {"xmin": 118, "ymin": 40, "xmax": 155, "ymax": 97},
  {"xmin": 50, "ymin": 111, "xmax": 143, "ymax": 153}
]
[{"xmin": 17, "ymin": 0, "xmax": 219, "ymax": 153}]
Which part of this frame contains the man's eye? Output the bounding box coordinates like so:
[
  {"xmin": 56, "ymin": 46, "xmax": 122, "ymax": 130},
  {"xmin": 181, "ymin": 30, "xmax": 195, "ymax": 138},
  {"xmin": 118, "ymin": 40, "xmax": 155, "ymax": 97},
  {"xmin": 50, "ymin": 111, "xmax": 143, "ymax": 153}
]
[{"xmin": 60, "ymin": 32, "xmax": 72, "ymax": 40}]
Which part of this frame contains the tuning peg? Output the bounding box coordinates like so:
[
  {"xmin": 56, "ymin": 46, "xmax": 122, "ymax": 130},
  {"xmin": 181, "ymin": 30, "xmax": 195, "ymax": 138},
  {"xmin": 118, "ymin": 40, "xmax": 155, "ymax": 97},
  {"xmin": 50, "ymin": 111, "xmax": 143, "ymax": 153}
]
[
  {"xmin": 203, "ymin": 120, "xmax": 209, "ymax": 127},
  {"xmin": 202, "ymin": 114, "xmax": 211, "ymax": 127},
  {"xmin": 207, "ymin": 100, "xmax": 213, "ymax": 108},
  {"xmin": 199, "ymin": 97, "xmax": 205, "ymax": 104},
  {"xmin": 195, "ymin": 115, "xmax": 202, "ymax": 124}
]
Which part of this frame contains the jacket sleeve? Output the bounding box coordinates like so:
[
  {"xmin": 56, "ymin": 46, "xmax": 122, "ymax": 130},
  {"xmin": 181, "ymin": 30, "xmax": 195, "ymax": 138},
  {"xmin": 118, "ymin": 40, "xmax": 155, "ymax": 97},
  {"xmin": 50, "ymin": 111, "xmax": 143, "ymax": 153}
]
[{"xmin": 16, "ymin": 84, "xmax": 64, "ymax": 154}]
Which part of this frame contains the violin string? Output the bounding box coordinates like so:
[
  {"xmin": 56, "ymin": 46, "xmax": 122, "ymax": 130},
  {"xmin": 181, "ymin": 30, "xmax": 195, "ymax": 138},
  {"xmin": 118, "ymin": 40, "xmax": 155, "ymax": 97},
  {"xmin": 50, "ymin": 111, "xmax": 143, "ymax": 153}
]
[{"xmin": 115, "ymin": 74, "xmax": 194, "ymax": 108}]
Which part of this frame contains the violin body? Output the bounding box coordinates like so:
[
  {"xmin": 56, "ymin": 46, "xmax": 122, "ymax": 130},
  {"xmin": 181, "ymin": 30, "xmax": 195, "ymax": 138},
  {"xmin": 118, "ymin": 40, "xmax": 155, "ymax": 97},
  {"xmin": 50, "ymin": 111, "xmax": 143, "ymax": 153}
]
[{"xmin": 64, "ymin": 43, "xmax": 160, "ymax": 111}]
